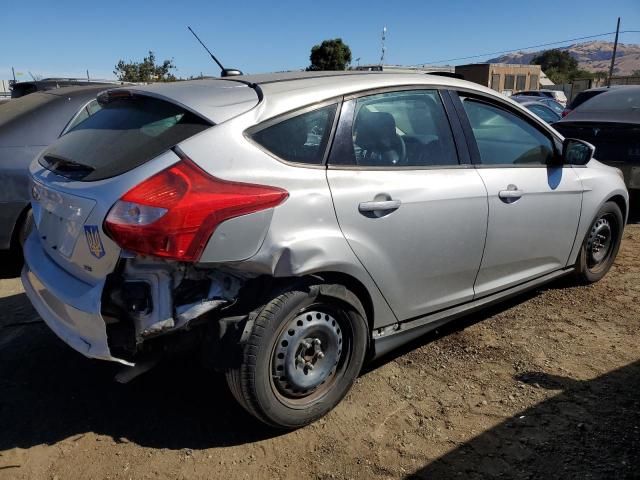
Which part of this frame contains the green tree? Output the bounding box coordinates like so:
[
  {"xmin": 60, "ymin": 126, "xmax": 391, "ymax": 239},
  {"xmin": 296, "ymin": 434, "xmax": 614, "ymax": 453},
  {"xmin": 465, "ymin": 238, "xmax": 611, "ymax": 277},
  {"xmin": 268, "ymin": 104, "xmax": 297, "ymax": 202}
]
[
  {"xmin": 114, "ymin": 51, "xmax": 177, "ymax": 82},
  {"xmin": 531, "ymin": 49, "xmax": 579, "ymax": 84},
  {"xmin": 307, "ymin": 38, "xmax": 352, "ymax": 71}
]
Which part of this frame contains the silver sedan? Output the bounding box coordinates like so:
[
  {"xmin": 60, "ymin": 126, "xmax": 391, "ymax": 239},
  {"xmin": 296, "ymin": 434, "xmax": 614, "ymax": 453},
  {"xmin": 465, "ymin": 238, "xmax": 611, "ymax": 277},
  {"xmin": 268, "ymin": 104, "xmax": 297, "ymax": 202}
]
[{"xmin": 22, "ymin": 72, "xmax": 627, "ymax": 428}]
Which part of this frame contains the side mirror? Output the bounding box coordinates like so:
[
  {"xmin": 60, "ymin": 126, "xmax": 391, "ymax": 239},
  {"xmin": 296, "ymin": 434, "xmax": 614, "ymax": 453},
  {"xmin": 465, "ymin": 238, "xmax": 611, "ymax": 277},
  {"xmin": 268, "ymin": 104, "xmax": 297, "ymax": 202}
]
[{"xmin": 562, "ymin": 138, "xmax": 595, "ymax": 166}]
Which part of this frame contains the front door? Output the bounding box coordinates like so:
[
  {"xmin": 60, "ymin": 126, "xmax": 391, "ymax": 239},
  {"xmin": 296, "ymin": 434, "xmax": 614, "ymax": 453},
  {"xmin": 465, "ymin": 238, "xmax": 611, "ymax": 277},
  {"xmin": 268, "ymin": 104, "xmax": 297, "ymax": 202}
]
[
  {"xmin": 327, "ymin": 89, "xmax": 488, "ymax": 321},
  {"xmin": 456, "ymin": 94, "xmax": 583, "ymax": 297}
]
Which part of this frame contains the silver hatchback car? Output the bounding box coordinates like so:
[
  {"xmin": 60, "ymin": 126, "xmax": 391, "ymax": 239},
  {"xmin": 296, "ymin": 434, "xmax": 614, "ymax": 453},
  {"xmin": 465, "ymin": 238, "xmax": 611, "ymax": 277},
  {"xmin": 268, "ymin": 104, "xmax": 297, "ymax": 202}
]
[{"xmin": 22, "ymin": 72, "xmax": 627, "ymax": 428}]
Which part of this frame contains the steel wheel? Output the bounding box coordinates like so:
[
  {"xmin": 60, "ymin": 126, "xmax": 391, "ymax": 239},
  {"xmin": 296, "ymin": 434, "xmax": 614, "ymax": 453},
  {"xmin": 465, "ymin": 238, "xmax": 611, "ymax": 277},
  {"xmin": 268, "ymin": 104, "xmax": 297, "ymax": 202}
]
[
  {"xmin": 586, "ymin": 216, "xmax": 614, "ymax": 270},
  {"xmin": 586, "ymin": 214, "xmax": 618, "ymax": 272},
  {"xmin": 225, "ymin": 283, "xmax": 368, "ymax": 428},
  {"xmin": 271, "ymin": 307, "xmax": 346, "ymax": 407},
  {"xmin": 575, "ymin": 201, "xmax": 624, "ymax": 284}
]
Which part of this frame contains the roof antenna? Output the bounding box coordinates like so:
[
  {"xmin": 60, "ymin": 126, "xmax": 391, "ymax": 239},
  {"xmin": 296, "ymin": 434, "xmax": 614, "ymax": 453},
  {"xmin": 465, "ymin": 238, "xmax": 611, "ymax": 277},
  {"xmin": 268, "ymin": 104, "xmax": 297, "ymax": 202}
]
[{"xmin": 187, "ymin": 26, "xmax": 243, "ymax": 77}]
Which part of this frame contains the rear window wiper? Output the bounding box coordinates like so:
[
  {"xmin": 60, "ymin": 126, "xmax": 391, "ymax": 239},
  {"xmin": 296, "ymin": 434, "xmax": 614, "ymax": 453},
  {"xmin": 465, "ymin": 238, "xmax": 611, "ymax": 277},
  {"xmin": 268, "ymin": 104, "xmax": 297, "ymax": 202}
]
[{"xmin": 41, "ymin": 155, "xmax": 95, "ymax": 180}]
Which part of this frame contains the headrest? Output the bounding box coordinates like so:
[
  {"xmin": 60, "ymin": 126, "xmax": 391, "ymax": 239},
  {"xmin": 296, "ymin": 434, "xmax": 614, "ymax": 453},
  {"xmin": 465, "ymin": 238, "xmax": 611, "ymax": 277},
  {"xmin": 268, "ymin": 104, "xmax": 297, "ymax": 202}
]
[{"xmin": 355, "ymin": 110, "xmax": 398, "ymax": 151}]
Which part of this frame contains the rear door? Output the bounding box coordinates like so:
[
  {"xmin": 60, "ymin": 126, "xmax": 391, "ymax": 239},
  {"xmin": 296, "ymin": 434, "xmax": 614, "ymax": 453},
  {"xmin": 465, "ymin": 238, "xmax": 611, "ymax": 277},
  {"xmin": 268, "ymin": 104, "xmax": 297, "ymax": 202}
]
[
  {"xmin": 326, "ymin": 88, "xmax": 488, "ymax": 321},
  {"xmin": 452, "ymin": 92, "xmax": 583, "ymax": 297}
]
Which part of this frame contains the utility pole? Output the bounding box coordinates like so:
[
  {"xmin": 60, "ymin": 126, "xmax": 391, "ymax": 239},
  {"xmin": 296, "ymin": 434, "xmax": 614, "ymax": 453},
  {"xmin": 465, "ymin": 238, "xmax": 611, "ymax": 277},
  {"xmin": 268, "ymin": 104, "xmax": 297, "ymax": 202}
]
[
  {"xmin": 380, "ymin": 27, "xmax": 387, "ymax": 66},
  {"xmin": 607, "ymin": 17, "xmax": 620, "ymax": 87},
  {"xmin": 11, "ymin": 67, "xmax": 16, "ymax": 82},
  {"xmin": 86, "ymin": 69, "xmax": 90, "ymax": 81}
]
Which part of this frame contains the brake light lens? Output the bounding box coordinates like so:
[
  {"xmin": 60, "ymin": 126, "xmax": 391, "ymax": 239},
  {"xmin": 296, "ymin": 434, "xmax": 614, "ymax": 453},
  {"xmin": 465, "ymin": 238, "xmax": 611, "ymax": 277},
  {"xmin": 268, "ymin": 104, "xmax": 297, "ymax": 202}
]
[
  {"xmin": 561, "ymin": 109, "xmax": 571, "ymax": 117},
  {"xmin": 104, "ymin": 155, "xmax": 288, "ymax": 262}
]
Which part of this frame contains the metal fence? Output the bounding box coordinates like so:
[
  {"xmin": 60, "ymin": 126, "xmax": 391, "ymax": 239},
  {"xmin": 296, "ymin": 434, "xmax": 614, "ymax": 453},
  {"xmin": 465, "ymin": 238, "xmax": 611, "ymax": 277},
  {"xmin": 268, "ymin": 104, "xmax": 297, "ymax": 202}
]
[{"xmin": 0, "ymin": 80, "xmax": 10, "ymax": 98}]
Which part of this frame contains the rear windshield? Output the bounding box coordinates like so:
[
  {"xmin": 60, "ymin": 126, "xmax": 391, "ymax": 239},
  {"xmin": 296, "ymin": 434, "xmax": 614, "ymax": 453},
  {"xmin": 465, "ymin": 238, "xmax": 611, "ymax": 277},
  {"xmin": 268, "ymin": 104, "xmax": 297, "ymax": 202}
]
[
  {"xmin": 576, "ymin": 89, "xmax": 640, "ymax": 112},
  {"xmin": 40, "ymin": 95, "xmax": 211, "ymax": 181},
  {"xmin": 569, "ymin": 90, "xmax": 605, "ymax": 110}
]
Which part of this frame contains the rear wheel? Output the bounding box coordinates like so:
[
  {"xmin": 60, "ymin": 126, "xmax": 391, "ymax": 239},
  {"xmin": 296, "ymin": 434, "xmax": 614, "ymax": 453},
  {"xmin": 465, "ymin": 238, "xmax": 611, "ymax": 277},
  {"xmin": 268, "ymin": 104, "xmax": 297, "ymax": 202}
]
[
  {"xmin": 575, "ymin": 201, "xmax": 623, "ymax": 283},
  {"xmin": 225, "ymin": 282, "xmax": 368, "ymax": 429}
]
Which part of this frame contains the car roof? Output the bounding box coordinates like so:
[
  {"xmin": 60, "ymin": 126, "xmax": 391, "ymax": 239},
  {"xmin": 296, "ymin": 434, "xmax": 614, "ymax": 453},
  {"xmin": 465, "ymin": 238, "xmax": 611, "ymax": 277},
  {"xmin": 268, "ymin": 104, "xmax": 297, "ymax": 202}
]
[
  {"xmin": 248, "ymin": 71, "xmax": 498, "ymax": 119},
  {"xmin": 512, "ymin": 95, "xmax": 547, "ymax": 101},
  {"xmin": 118, "ymin": 71, "xmax": 498, "ymax": 123}
]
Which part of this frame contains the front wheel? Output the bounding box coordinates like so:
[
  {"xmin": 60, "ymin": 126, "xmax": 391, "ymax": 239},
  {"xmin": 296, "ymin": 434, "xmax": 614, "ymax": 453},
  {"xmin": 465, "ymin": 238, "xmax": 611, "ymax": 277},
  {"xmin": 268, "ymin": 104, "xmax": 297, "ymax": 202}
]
[
  {"xmin": 575, "ymin": 201, "xmax": 624, "ymax": 283},
  {"xmin": 225, "ymin": 282, "xmax": 368, "ymax": 429}
]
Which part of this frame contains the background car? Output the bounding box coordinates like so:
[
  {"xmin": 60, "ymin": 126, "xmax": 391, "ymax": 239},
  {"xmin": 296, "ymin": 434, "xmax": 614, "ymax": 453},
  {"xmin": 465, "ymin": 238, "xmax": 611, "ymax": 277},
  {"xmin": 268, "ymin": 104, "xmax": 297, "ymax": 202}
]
[
  {"xmin": 562, "ymin": 85, "xmax": 629, "ymax": 117},
  {"xmin": 22, "ymin": 73, "xmax": 627, "ymax": 429},
  {"xmin": 552, "ymin": 85, "xmax": 640, "ymax": 193},
  {"xmin": 0, "ymin": 85, "xmax": 107, "ymax": 270},
  {"xmin": 511, "ymin": 95, "xmax": 564, "ymax": 115},
  {"xmin": 510, "ymin": 96, "xmax": 562, "ymax": 123},
  {"xmin": 10, "ymin": 78, "xmax": 120, "ymax": 98},
  {"xmin": 515, "ymin": 89, "xmax": 568, "ymax": 107}
]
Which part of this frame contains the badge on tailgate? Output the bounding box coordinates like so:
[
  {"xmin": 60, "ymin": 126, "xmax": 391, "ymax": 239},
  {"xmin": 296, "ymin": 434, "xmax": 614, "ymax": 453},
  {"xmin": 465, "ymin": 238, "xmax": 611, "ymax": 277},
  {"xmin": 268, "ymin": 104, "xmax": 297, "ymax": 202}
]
[{"xmin": 84, "ymin": 225, "xmax": 105, "ymax": 259}]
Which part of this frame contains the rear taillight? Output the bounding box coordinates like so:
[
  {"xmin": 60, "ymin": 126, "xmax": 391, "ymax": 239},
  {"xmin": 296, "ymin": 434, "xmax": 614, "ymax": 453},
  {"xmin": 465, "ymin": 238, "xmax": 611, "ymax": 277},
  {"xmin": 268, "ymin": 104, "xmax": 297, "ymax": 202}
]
[
  {"xmin": 104, "ymin": 154, "xmax": 288, "ymax": 262},
  {"xmin": 561, "ymin": 109, "xmax": 571, "ymax": 117}
]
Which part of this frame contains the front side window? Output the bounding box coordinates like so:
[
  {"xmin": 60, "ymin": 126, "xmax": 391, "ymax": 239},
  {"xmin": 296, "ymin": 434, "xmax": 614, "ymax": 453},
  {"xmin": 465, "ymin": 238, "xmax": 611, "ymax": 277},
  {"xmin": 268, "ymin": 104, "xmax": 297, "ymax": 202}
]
[
  {"xmin": 339, "ymin": 90, "xmax": 458, "ymax": 167},
  {"xmin": 250, "ymin": 104, "xmax": 337, "ymax": 165},
  {"xmin": 461, "ymin": 97, "xmax": 554, "ymax": 166}
]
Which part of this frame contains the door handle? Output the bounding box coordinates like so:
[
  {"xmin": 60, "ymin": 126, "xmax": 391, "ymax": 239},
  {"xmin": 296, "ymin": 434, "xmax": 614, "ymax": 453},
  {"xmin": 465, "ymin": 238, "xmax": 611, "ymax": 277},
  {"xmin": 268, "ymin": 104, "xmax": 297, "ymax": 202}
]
[
  {"xmin": 498, "ymin": 189, "xmax": 523, "ymax": 199},
  {"xmin": 358, "ymin": 199, "xmax": 402, "ymax": 213},
  {"xmin": 498, "ymin": 185, "xmax": 523, "ymax": 202}
]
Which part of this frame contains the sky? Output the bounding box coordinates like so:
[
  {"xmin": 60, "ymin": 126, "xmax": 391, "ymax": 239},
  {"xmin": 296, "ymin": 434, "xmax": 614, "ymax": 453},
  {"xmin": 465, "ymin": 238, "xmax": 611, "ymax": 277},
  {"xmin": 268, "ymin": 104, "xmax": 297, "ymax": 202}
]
[{"xmin": 2, "ymin": 0, "xmax": 639, "ymax": 81}]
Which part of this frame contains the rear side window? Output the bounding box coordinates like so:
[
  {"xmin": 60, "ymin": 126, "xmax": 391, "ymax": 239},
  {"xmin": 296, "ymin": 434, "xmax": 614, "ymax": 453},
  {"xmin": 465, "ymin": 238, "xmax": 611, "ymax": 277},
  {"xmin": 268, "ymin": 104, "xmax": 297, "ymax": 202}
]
[
  {"xmin": 329, "ymin": 90, "xmax": 459, "ymax": 168},
  {"xmin": 40, "ymin": 95, "xmax": 211, "ymax": 181},
  {"xmin": 250, "ymin": 104, "xmax": 337, "ymax": 165},
  {"xmin": 63, "ymin": 99, "xmax": 103, "ymax": 134}
]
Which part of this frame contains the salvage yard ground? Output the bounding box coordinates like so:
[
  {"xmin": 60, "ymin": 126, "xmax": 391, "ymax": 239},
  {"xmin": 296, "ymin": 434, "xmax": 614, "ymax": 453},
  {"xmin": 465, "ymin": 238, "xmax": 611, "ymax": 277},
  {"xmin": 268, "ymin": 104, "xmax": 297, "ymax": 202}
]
[{"xmin": 0, "ymin": 225, "xmax": 639, "ymax": 479}]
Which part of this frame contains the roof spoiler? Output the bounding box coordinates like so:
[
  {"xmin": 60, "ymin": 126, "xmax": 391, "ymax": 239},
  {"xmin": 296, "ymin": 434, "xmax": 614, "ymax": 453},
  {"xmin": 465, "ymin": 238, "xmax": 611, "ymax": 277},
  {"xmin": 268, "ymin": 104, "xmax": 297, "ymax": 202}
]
[{"xmin": 426, "ymin": 72, "xmax": 464, "ymax": 80}]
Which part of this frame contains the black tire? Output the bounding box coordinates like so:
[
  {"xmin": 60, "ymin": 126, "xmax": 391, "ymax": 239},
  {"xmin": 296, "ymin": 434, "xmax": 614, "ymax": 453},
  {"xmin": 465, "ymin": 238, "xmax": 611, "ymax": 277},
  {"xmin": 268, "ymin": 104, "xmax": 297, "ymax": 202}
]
[
  {"xmin": 17, "ymin": 209, "xmax": 33, "ymax": 247},
  {"xmin": 225, "ymin": 282, "xmax": 368, "ymax": 429},
  {"xmin": 575, "ymin": 201, "xmax": 623, "ymax": 284}
]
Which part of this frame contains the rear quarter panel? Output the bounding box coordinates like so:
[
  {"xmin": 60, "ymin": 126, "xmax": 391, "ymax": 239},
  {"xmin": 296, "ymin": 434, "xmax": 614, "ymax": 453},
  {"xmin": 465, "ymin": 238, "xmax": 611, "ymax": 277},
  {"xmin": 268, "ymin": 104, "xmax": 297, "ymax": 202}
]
[{"xmin": 179, "ymin": 111, "xmax": 399, "ymax": 329}]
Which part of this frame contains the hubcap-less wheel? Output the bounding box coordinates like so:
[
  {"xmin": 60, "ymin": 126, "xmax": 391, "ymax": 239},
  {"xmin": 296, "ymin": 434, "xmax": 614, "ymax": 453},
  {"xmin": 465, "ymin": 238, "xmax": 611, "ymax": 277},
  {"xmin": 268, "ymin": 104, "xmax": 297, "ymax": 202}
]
[
  {"xmin": 272, "ymin": 309, "xmax": 343, "ymax": 404},
  {"xmin": 587, "ymin": 216, "xmax": 613, "ymax": 269}
]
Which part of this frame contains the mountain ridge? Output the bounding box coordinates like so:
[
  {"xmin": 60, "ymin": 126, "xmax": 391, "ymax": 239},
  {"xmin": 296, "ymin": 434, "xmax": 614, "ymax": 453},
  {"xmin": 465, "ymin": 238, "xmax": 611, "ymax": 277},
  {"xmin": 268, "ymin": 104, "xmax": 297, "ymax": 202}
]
[{"xmin": 486, "ymin": 41, "xmax": 640, "ymax": 76}]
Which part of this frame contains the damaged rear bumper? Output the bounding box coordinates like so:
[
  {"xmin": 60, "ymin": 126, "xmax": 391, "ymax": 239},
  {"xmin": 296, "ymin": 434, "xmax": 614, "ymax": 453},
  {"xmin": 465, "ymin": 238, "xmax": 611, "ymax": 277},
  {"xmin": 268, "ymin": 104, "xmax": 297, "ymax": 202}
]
[{"xmin": 21, "ymin": 232, "xmax": 133, "ymax": 365}]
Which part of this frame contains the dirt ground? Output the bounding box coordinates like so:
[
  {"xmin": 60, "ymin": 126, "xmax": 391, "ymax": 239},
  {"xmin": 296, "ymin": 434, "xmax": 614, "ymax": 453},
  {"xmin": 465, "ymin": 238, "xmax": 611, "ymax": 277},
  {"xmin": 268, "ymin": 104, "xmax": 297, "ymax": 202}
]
[{"xmin": 0, "ymin": 226, "xmax": 639, "ymax": 480}]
